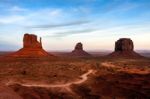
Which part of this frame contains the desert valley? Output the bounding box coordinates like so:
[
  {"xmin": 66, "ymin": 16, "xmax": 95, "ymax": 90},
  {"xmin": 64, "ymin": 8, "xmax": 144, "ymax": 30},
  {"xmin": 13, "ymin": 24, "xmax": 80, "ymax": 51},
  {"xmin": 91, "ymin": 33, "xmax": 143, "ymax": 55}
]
[
  {"xmin": 0, "ymin": 34, "xmax": 149, "ymax": 99},
  {"xmin": 0, "ymin": 0, "xmax": 150, "ymax": 99}
]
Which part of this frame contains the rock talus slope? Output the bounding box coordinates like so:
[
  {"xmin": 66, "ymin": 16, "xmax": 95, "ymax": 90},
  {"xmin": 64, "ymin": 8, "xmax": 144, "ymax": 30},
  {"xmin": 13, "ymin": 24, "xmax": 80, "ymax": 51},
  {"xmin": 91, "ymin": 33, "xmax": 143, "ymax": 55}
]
[
  {"xmin": 109, "ymin": 38, "xmax": 142, "ymax": 58},
  {"xmin": 70, "ymin": 42, "xmax": 91, "ymax": 57},
  {"xmin": 10, "ymin": 33, "xmax": 54, "ymax": 58}
]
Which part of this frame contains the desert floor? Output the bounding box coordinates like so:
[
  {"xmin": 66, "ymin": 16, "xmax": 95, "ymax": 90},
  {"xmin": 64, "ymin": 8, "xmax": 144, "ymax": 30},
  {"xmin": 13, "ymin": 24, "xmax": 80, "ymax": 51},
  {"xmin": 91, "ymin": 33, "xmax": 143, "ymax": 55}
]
[{"xmin": 0, "ymin": 54, "xmax": 150, "ymax": 99}]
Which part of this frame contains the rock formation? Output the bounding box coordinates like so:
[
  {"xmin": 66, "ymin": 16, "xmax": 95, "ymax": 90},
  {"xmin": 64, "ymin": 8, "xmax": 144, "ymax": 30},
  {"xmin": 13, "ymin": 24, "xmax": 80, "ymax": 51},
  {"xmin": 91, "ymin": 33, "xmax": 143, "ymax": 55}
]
[
  {"xmin": 23, "ymin": 34, "xmax": 42, "ymax": 49},
  {"xmin": 75, "ymin": 42, "xmax": 83, "ymax": 50},
  {"xmin": 115, "ymin": 38, "xmax": 134, "ymax": 52},
  {"xmin": 109, "ymin": 38, "xmax": 142, "ymax": 58},
  {"xmin": 10, "ymin": 33, "xmax": 54, "ymax": 58},
  {"xmin": 70, "ymin": 42, "xmax": 91, "ymax": 57}
]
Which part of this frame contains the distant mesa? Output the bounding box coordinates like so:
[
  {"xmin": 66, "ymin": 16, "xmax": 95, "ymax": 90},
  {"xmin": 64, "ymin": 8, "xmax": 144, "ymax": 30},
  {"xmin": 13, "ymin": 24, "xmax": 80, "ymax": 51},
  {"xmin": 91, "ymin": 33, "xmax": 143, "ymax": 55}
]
[
  {"xmin": 109, "ymin": 38, "xmax": 142, "ymax": 58},
  {"xmin": 70, "ymin": 42, "xmax": 91, "ymax": 57},
  {"xmin": 115, "ymin": 38, "xmax": 134, "ymax": 52},
  {"xmin": 9, "ymin": 33, "xmax": 54, "ymax": 58},
  {"xmin": 75, "ymin": 42, "xmax": 83, "ymax": 50}
]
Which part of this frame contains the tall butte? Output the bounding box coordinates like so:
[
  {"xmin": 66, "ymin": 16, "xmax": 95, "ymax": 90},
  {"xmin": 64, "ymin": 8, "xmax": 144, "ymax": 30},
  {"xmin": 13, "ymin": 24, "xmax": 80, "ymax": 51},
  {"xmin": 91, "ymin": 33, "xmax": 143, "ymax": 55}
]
[
  {"xmin": 10, "ymin": 33, "xmax": 54, "ymax": 57},
  {"xmin": 108, "ymin": 38, "xmax": 142, "ymax": 58},
  {"xmin": 70, "ymin": 42, "xmax": 91, "ymax": 57}
]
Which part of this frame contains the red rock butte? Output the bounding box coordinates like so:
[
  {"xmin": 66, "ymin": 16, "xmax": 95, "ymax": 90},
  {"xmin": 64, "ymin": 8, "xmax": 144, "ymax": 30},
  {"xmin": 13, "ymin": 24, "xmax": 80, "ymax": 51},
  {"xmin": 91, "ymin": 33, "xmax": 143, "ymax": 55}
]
[
  {"xmin": 10, "ymin": 33, "xmax": 54, "ymax": 58},
  {"xmin": 70, "ymin": 42, "xmax": 91, "ymax": 57},
  {"xmin": 109, "ymin": 38, "xmax": 142, "ymax": 58}
]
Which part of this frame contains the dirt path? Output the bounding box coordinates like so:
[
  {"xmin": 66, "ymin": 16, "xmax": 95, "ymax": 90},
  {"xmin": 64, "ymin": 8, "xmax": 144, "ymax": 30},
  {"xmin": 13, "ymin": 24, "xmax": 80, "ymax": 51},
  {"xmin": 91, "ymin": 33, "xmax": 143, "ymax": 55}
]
[
  {"xmin": 18, "ymin": 70, "xmax": 93, "ymax": 87},
  {"xmin": 6, "ymin": 69, "xmax": 94, "ymax": 93}
]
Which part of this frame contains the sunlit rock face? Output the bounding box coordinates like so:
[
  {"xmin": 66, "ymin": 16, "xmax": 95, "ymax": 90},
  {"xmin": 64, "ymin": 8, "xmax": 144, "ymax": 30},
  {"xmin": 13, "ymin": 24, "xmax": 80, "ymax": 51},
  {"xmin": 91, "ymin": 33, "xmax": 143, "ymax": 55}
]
[
  {"xmin": 9, "ymin": 33, "xmax": 54, "ymax": 58},
  {"xmin": 70, "ymin": 42, "xmax": 91, "ymax": 57},
  {"xmin": 109, "ymin": 38, "xmax": 142, "ymax": 58},
  {"xmin": 23, "ymin": 34, "xmax": 42, "ymax": 49}
]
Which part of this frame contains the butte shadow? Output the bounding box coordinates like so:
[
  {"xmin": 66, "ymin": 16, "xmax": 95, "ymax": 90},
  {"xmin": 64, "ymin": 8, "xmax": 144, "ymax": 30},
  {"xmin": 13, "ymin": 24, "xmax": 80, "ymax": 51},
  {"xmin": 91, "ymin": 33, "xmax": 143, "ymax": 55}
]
[{"xmin": 108, "ymin": 38, "xmax": 143, "ymax": 58}]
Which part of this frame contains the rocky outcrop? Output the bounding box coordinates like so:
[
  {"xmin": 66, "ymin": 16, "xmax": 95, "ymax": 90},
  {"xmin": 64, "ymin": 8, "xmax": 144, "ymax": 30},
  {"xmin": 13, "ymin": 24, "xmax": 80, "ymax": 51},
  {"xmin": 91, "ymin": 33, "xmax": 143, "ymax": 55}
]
[
  {"xmin": 10, "ymin": 33, "xmax": 54, "ymax": 58},
  {"xmin": 23, "ymin": 34, "xmax": 42, "ymax": 49},
  {"xmin": 70, "ymin": 42, "xmax": 91, "ymax": 57},
  {"xmin": 75, "ymin": 42, "xmax": 83, "ymax": 50},
  {"xmin": 109, "ymin": 38, "xmax": 142, "ymax": 58},
  {"xmin": 115, "ymin": 38, "xmax": 133, "ymax": 52}
]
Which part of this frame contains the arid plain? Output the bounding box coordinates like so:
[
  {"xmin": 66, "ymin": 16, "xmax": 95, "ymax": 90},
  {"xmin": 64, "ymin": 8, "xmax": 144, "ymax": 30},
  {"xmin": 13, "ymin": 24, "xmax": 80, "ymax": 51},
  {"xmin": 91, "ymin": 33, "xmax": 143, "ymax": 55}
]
[{"xmin": 0, "ymin": 34, "xmax": 150, "ymax": 99}]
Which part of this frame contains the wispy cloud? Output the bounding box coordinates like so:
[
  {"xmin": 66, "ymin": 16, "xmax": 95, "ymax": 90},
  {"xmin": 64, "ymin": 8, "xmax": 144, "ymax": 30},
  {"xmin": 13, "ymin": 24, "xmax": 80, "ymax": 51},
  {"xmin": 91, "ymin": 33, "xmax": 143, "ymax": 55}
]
[
  {"xmin": 0, "ymin": 15, "xmax": 25, "ymax": 24},
  {"xmin": 44, "ymin": 28, "xmax": 97, "ymax": 37},
  {"xmin": 27, "ymin": 20, "xmax": 90, "ymax": 29},
  {"xmin": 8, "ymin": 6, "xmax": 28, "ymax": 12},
  {"xmin": 0, "ymin": 8, "xmax": 63, "ymax": 25}
]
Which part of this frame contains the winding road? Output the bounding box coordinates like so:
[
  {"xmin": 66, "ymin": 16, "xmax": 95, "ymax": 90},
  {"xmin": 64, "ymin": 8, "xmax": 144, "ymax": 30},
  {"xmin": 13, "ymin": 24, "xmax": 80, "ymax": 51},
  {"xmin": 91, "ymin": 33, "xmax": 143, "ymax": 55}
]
[{"xmin": 6, "ymin": 69, "xmax": 94, "ymax": 93}]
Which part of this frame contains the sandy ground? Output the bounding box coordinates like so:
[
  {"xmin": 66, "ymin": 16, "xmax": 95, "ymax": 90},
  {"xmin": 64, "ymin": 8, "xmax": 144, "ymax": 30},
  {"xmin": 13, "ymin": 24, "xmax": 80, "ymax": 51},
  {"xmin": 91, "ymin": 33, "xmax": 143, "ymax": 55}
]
[{"xmin": 0, "ymin": 86, "xmax": 22, "ymax": 99}]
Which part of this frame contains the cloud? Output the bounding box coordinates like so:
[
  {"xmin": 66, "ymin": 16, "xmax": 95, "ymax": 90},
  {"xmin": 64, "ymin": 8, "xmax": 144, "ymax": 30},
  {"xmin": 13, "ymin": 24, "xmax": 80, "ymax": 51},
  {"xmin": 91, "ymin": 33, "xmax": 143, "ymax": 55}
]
[
  {"xmin": 44, "ymin": 28, "xmax": 97, "ymax": 37},
  {"xmin": 0, "ymin": 8, "xmax": 63, "ymax": 25},
  {"xmin": 94, "ymin": 0, "xmax": 140, "ymax": 16},
  {"xmin": 8, "ymin": 6, "xmax": 28, "ymax": 12},
  {"xmin": 0, "ymin": 15, "xmax": 25, "ymax": 24},
  {"xmin": 43, "ymin": 23, "xmax": 150, "ymax": 38},
  {"xmin": 0, "ymin": 6, "xmax": 28, "ymax": 24},
  {"xmin": 27, "ymin": 20, "xmax": 90, "ymax": 29}
]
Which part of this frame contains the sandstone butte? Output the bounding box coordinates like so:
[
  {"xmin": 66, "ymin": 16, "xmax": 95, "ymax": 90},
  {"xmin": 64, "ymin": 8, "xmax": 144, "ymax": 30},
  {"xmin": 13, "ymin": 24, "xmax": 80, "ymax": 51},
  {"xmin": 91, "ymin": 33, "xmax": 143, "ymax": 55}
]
[
  {"xmin": 9, "ymin": 33, "xmax": 54, "ymax": 58},
  {"xmin": 109, "ymin": 38, "xmax": 142, "ymax": 58},
  {"xmin": 70, "ymin": 42, "xmax": 91, "ymax": 57}
]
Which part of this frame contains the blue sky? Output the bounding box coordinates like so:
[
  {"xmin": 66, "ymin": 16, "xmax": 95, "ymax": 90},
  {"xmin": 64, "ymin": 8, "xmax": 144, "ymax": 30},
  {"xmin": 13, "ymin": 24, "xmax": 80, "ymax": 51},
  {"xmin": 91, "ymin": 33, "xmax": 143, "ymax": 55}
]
[{"xmin": 0, "ymin": 0, "xmax": 150, "ymax": 51}]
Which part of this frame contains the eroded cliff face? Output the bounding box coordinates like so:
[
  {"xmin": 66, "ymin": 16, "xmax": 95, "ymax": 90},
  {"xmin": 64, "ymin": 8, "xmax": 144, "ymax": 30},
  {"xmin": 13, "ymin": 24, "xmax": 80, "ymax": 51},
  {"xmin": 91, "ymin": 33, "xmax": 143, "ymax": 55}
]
[
  {"xmin": 23, "ymin": 34, "xmax": 42, "ymax": 49},
  {"xmin": 74, "ymin": 42, "xmax": 83, "ymax": 50},
  {"xmin": 9, "ymin": 33, "xmax": 54, "ymax": 58},
  {"xmin": 109, "ymin": 38, "xmax": 142, "ymax": 58},
  {"xmin": 115, "ymin": 38, "xmax": 133, "ymax": 51},
  {"xmin": 70, "ymin": 42, "xmax": 91, "ymax": 57}
]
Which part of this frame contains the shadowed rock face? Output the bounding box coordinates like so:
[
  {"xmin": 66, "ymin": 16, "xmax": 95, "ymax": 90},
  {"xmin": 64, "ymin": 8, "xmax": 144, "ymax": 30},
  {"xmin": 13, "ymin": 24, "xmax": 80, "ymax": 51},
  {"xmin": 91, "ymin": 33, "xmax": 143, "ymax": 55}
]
[
  {"xmin": 75, "ymin": 42, "xmax": 83, "ymax": 50},
  {"xmin": 115, "ymin": 38, "xmax": 134, "ymax": 51},
  {"xmin": 70, "ymin": 42, "xmax": 91, "ymax": 57},
  {"xmin": 9, "ymin": 33, "xmax": 54, "ymax": 58},
  {"xmin": 109, "ymin": 38, "xmax": 142, "ymax": 58}
]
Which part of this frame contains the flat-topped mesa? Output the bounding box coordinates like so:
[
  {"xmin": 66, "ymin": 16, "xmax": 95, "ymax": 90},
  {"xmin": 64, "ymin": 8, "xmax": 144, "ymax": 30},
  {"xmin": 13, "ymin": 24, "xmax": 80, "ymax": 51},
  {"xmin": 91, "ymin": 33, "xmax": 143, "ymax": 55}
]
[
  {"xmin": 109, "ymin": 38, "xmax": 142, "ymax": 58},
  {"xmin": 70, "ymin": 42, "xmax": 91, "ymax": 57},
  {"xmin": 23, "ymin": 34, "xmax": 42, "ymax": 49},
  {"xmin": 115, "ymin": 38, "xmax": 134, "ymax": 52},
  {"xmin": 9, "ymin": 33, "xmax": 54, "ymax": 58}
]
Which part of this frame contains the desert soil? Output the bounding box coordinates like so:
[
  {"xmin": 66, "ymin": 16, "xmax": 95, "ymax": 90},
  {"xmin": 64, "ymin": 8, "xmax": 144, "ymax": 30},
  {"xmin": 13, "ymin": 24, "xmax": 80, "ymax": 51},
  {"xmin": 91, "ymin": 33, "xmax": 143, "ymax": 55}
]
[{"xmin": 0, "ymin": 56, "xmax": 150, "ymax": 99}]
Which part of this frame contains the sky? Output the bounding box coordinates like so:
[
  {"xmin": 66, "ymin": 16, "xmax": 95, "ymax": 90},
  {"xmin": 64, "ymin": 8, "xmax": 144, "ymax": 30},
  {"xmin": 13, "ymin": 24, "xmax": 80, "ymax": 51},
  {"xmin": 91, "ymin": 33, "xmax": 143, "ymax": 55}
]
[{"xmin": 0, "ymin": 0, "xmax": 150, "ymax": 51}]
